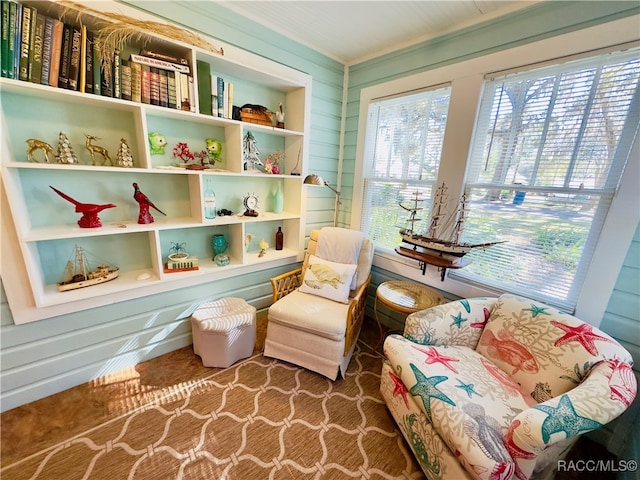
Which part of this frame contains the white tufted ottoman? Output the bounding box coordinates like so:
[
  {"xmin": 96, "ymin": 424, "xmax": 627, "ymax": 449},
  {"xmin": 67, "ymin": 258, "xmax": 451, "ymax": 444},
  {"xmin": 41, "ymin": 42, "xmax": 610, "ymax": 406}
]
[{"xmin": 190, "ymin": 297, "xmax": 257, "ymax": 368}]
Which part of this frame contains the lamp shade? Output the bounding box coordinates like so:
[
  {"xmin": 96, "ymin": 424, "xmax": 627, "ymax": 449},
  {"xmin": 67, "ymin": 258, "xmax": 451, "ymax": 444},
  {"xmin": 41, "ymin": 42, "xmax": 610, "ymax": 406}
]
[{"xmin": 303, "ymin": 174, "xmax": 325, "ymax": 186}]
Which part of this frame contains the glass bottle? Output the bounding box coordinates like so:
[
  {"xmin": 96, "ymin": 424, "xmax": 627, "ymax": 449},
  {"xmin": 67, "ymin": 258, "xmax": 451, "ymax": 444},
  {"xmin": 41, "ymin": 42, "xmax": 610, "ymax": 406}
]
[
  {"xmin": 275, "ymin": 226, "xmax": 283, "ymax": 250},
  {"xmin": 204, "ymin": 178, "xmax": 216, "ymax": 219}
]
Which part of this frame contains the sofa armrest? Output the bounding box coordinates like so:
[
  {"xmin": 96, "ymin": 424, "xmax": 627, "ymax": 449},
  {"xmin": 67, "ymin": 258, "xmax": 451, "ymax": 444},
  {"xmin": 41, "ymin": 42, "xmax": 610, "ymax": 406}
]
[
  {"xmin": 344, "ymin": 274, "xmax": 371, "ymax": 355},
  {"xmin": 404, "ymin": 297, "xmax": 496, "ymax": 349},
  {"xmin": 270, "ymin": 268, "xmax": 303, "ymax": 303},
  {"xmin": 508, "ymin": 360, "xmax": 637, "ymax": 457}
]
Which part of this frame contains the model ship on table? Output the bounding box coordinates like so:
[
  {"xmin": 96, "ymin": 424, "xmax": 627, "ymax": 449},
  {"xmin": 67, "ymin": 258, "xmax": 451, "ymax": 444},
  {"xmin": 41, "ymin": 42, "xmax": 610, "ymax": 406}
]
[
  {"xmin": 396, "ymin": 183, "xmax": 503, "ymax": 279},
  {"xmin": 57, "ymin": 245, "xmax": 119, "ymax": 292}
]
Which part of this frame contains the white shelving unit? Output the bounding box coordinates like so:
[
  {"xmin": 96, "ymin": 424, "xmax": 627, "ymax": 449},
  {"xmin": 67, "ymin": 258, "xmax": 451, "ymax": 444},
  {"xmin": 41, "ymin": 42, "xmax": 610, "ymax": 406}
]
[{"xmin": 1, "ymin": 0, "xmax": 311, "ymax": 324}]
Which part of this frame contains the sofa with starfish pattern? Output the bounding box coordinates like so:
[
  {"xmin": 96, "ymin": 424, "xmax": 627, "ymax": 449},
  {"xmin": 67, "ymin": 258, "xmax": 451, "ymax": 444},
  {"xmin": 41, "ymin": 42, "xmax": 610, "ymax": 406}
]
[{"xmin": 380, "ymin": 293, "xmax": 636, "ymax": 480}]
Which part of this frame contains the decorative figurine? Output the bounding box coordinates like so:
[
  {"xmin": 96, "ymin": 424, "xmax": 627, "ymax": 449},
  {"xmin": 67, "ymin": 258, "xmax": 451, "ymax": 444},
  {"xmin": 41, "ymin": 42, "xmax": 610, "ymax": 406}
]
[
  {"xmin": 85, "ymin": 134, "xmax": 112, "ymax": 166},
  {"xmin": 264, "ymin": 151, "xmax": 284, "ymax": 174},
  {"xmin": 245, "ymin": 234, "xmax": 254, "ymax": 250},
  {"xmin": 172, "ymin": 142, "xmax": 208, "ymax": 169},
  {"xmin": 242, "ymin": 131, "xmax": 263, "ymax": 172},
  {"xmin": 49, "ymin": 185, "xmax": 116, "ymax": 228},
  {"xmin": 26, "ymin": 138, "xmax": 58, "ymax": 163},
  {"xmin": 242, "ymin": 192, "xmax": 259, "ymax": 217},
  {"xmin": 276, "ymin": 103, "xmax": 285, "ymax": 129},
  {"xmin": 167, "ymin": 241, "xmax": 188, "ymax": 261},
  {"xmin": 57, "ymin": 132, "xmax": 78, "ymax": 164},
  {"xmin": 116, "ymin": 138, "xmax": 134, "ymax": 167},
  {"xmin": 148, "ymin": 132, "xmax": 167, "ymax": 155},
  {"xmin": 132, "ymin": 182, "xmax": 166, "ymax": 224},
  {"xmin": 205, "ymin": 138, "xmax": 223, "ymax": 163},
  {"xmin": 258, "ymin": 238, "xmax": 269, "ymax": 257}
]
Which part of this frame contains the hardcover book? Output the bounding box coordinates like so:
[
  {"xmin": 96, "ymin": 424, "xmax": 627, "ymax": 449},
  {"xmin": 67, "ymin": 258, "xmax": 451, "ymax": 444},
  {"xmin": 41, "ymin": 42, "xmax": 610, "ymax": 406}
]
[
  {"xmin": 196, "ymin": 60, "xmax": 212, "ymax": 115},
  {"xmin": 120, "ymin": 59, "xmax": 132, "ymax": 101},
  {"xmin": 112, "ymin": 48, "xmax": 121, "ymax": 98},
  {"xmin": 84, "ymin": 28, "xmax": 93, "ymax": 93},
  {"xmin": 1, "ymin": 0, "xmax": 10, "ymax": 78},
  {"xmin": 130, "ymin": 61, "xmax": 141, "ymax": 102},
  {"xmin": 149, "ymin": 66, "xmax": 160, "ymax": 105},
  {"xmin": 40, "ymin": 15, "xmax": 53, "ymax": 85},
  {"xmin": 18, "ymin": 5, "xmax": 33, "ymax": 81},
  {"xmin": 66, "ymin": 24, "xmax": 82, "ymax": 90},
  {"xmin": 167, "ymin": 70, "xmax": 177, "ymax": 109},
  {"xmin": 159, "ymin": 68, "xmax": 169, "ymax": 107},
  {"xmin": 57, "ymin": 23, "xmax": 72, "ymax": 88},
  {"xmin": 48, "ymin": 18, "xmax": 62, "ymax": 87},
  {"xmin": 140, "ymin": 64, "xmax": 151, "ymax": 104},
  {"xmin": 29, "ymin": 13, "xmax": 44, "ymax": 83}
]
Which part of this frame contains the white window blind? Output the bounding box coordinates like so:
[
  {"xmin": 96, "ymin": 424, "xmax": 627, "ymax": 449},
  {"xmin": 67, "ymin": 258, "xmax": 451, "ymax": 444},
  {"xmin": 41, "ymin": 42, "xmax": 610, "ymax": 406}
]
[
  {"xmin": 454, "ymin": 49, "xmax": 640, "ymax": 310},
  {"xmin": 361, "ymin": 86, "xmax": 451, "ymax": 250}
]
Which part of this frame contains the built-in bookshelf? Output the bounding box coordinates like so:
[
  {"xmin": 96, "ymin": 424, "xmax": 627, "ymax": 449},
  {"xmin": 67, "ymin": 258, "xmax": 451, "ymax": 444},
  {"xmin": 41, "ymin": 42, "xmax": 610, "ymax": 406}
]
[{"xmin": 0, "ymin": 0, "xmax": 311, "ymax": 324}]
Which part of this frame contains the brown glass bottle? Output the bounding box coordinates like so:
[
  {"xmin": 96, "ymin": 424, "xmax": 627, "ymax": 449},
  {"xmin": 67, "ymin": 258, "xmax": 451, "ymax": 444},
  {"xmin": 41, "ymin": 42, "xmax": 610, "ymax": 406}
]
[{"xmin": 275, "ymin": 227, "xmax": 283, "ymax": 250}]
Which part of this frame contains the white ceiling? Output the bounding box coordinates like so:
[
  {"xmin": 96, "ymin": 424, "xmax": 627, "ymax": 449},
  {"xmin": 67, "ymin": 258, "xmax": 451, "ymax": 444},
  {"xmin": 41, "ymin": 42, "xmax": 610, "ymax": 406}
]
[{"xmin": 218, "ymin": 1, "xmax": 537, "ymax": 65}]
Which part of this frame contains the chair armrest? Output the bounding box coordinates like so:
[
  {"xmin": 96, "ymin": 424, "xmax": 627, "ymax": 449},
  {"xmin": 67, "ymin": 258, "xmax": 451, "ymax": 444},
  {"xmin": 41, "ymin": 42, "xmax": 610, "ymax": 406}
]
[
  {"xmin": 508, "ymin": 360, "xmax": 637, "ymax": 456},
  {"xmin": 344, "ymin": 274, "xmax": 372, "ymax": 355},
  {"xmin": 404, "ymin": 297, "xmax": 496, "ymax": 349},
  {"xmin": 270, "ymin": 268, "xmax": 303, "ymax": 303}
]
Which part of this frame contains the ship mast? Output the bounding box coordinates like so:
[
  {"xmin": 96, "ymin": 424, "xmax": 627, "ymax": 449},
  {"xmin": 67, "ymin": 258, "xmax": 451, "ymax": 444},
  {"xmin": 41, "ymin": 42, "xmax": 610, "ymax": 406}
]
[
  {"xmin": 451, "ymin": 193, "xmax": 468, "ymax": 244},
  {"xmin": 75, "ymin": 246, "xmax": 90, "ymax": 280},
  {"xmin": 427, "ymin": 183, "xmax": 447, "ymax": 239}
]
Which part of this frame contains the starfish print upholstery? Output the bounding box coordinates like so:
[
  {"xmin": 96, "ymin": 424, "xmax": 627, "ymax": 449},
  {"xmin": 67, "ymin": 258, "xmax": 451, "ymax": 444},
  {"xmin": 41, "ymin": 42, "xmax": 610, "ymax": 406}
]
[
  {"xmin": 413, "ymin": 345, "xmax": 460, "ymax": 373},
  {"xmin": 551, "ymin": 320, "xmax": 616, "ymax": 356},
  {"xmin": 409, "ymin": 363, "xmax": 455, "ymax": 419},
  {"xmin": 534, "ymin": 394, "xmax": 603, "ymax": 443},
  {"xmin": 388, "ymin": 370, "xmax": 410, "ymax": 409}
]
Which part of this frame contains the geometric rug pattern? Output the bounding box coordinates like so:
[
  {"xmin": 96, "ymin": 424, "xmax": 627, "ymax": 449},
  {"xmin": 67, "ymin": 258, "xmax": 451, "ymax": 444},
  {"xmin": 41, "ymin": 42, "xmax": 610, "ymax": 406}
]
[{"xmin": 1, "ymin": 342, "xmax": 425, "ymax": 479}]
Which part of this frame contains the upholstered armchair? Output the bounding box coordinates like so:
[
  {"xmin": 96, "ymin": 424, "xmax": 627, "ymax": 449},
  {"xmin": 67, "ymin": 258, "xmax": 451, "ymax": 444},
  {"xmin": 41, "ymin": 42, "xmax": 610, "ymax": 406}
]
[
  {"xmin": 265, "ymin": 227, "xmax": 373, "ymax": 380},
  {"xmin": 381, "ymin": 294, "xmax": 636, "ymax": 480}
]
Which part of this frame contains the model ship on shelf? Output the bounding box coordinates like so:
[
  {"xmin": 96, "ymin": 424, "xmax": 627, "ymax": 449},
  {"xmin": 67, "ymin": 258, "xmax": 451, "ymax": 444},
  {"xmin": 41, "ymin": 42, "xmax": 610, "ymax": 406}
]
[
  {"xmin": 57, "ymin": 245, "xmax": 120, "ymax": 292},
  {"xmin": 397, "ymin": 183, "xmax": 503, "ymax": 278}
]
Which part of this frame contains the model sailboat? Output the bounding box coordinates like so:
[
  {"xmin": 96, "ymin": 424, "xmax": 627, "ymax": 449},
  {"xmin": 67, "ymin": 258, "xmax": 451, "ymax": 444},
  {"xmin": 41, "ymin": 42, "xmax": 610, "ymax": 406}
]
[
  {"xmin": 57, "ymin": 245, "xmax": 119, "ymax": 292},
  {"xmin": 397, "ymin": 183, "xmax": 503, "ymax": 267}
]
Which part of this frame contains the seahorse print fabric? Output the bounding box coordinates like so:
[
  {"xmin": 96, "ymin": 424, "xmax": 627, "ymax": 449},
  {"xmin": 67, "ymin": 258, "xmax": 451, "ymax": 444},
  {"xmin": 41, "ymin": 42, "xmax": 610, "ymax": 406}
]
[{"xmin": 298, "ymin": 254, "xmax": 357, "ymax": 304}]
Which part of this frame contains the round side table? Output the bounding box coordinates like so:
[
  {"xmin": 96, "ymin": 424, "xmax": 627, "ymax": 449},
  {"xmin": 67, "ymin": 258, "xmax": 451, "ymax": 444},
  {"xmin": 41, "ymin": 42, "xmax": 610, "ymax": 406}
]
[{"xmin": 374, "ymin": 281, "xmax": 444, "ymax": 347}]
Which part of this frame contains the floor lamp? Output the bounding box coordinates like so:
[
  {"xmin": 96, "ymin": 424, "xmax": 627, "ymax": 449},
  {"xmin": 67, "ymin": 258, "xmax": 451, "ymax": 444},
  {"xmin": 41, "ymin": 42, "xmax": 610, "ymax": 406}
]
[{"xmin": 304, "ymin": 174, "xmax": 341, "ymax": 227}]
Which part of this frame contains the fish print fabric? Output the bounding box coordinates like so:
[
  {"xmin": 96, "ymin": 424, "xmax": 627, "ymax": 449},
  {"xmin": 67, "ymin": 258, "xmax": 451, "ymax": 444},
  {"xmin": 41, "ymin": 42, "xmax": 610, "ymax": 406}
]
[{"xmin": 475, "ymin": 294, "xmax": 631, "ymax": 400}]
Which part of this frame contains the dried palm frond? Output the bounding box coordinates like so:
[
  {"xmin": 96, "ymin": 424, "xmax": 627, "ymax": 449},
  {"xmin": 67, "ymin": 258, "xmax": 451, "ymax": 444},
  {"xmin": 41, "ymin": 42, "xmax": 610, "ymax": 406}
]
[{"xmin": 57, "ymin": 1, "xmax": 224, "ymax": 63}]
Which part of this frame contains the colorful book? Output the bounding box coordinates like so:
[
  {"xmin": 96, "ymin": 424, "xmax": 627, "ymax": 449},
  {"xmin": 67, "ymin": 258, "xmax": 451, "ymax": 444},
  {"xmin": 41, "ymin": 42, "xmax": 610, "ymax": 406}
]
[
  {"xmin": 159, "ymin": 68, "xmax": 168, "ymax": 107},
  {"xmin": 57, "ymin": 23, "xmax": 72, "ymax": 88},
  {"xmin": 167, "ymin": 70, "xmax": 177, "ymax": 109},
  {"xmin": 78, "ymin": 25, "xmax": 86, "ymax": 92},
  {"xmin": 40, "ymin": 16, "xmax": 53, "ymax": 85},
  {"xmin": 67, "ymin": 24, "xmax": 81, "ymax": 90},
  {"xmin": 179, "ymin": 72, "xmax": 190, "ymax": 111},
  {"xmin": 27, "ymin": 11, "xmax": 41, "ymax": 82},
  {"xmin": 210, "ymin": 75, "xmax": 218, "ymax": 115},
  {"xmin": 226, "ymin": 81, "xmax": 234, "ymax": 119},
  {"xmin": 120, "ymin": 59, "xmax": 131, "ymax": 101},
  {"xmin": 112, "ymin": 48, "xmax": 121, "ymax": 98},
  {"xmin": 92, "ymin": 38, "xmax": 100, "ymax": 94},
  {"xmin": 48, "ymin": 18, "xmax": 62, "ymax": 87},
  {"xmin": 130, "ymin": 60, "xmax": 141, "ymax": 102},
  {"xmin": 188, "ymin": 75, "xmax": 195, "ymax": 112},
  {"xmin": 139, "ymin": 48, "xmax": 189, "ymax": 66},
  {"xmin": 1, "ymin": 0, "xmax": 9, "ymax": 77},
  {"xmin": 11, "ymin": 1, "xmax": 20, "ymax": 79},
  {"xmin": 149, "ymin": 66, "xmax": 159, "ymax": 105},
  {"xmin": 140, "ymin": 64, "xmax": 150, "ymax": 104},
  {"xmin": 216, "ymin": 76, "xmax": 224, "ymax": 117},
  {"xmin": 84, "ymin": 29, "xmax": 93, "ymax": 93},
  {"xmin": 196, "ymin": 60, "xmax": 212, "ymax": 115},
  {"xmin": 100, "ymin": 53, "xmax": 112, "ymax": 97},
  {"xmin": 18, "ymin": 5, "xmax": 33, "ymax": 81},
  {"xmin": 129, "ymin": 53, "xmax": 189, "ymax": 74}
]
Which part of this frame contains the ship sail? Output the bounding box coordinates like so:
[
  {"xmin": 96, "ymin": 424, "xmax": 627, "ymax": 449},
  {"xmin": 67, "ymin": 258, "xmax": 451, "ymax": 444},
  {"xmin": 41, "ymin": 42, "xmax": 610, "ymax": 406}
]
[{"xmin": 57, "ymin": 245, "xmax": 119, "ymax": 292}]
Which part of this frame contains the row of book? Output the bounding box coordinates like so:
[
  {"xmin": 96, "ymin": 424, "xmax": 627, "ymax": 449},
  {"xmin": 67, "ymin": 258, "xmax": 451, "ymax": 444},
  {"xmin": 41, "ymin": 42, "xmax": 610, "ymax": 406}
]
[
  {"xmin": 197, "ymin": 59, "xmax": 235, "ymax": 119},
  {"xmin": 0, "ymin": 0, "xmax": 196, "ymax": 111}
]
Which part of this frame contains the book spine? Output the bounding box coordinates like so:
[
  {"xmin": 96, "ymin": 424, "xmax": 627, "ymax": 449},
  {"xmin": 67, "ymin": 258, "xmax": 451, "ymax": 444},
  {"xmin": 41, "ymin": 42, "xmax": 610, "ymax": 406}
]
[
  {"xmin": 120, "ymin": 59, "xmax": 131, "ymax": 101},
  {"xmin": 7, "ymin": 0, "xmax": 17, "ymax": 78},
  {"xmin": 210, "ymin": 74, "xmax": 218, "ymax": 114},
  {"xmin": 226, "ymin": 81, "xmax": 234, "ymax": 119},
  {"xmin": 84, "ymin": 29, "xmax": 93, "ymax": 93},
  {"xmin": 26, "ymin": 9, "xmax": 39, "ymax": 82},
  {"xmin": 66, "ymin": 24, "xmax": 81, "ymax": 90},
  {"xmin": 1, "ymin": 0, "xmax": 9, "ymax": 78},
  {"xmin": 173, "ymin": 69, "xmax": 181, "ymax": 109},
  {"xmin": 11, "ymin": 1, "xmax": 20, "ymax": 78},
  {"xmin": 159, "ymin": 68, "xmax": 168, "ymax": 107},
  {"xmin": 179, "ymin": 72, "xmax": 190, "ymax": 111},
  {"xmin": 196, "ymin": 60, "xmax": 212, "ymax": 115},
  {"xmin": 167, "ymin": 70, "xmax": 177, "ymax": 109},
  {"xmin": 149, "ymin": 66, "xmax": 159, "ymax": 105},
  {"xmin": 112, "ymin": 48, "xmax": 121, "ymax": 98},
  {"xmin": 223, "ymin": 80, "xmax": 229, "ymax": 118},
  {"xmin": 129, "ymin": 53, "xmax": 189, "ymax": 74},
  {"xmin": 78, "ymin": 25, "xmax": 86, "ymax": 92},
  {"xmin": 48, "ymin": 18, "xmax": 62, "ymax": 87},
  {"xmin": 140, "ymin": 64, "xmax": 150, "ymax": 104},
  {"xmin": 92, "ymin": 39, "xmax": 100, "ymax": 94},
  {"xmin": 40, "ymin": 16, "xmax": 53, "ymax": 85},
  {"xmin": 217, "ymin": 76, "xmax": 224, "ymax": 117},
  {"xmin": 57, "ymin": 23, "xmax": 71, "ymax": 88},
  {"xmin": 100, "ymin": 53, "xmax": 112, "ymax": 97},
  {"xmin": 188, "ymin": 75, "xmax": 195, "ymax": 113},
  {"xmin": 130, "ymin": 61, "xmax": 141, "ymax": 102},
  {"xmin": 18, "ymin": 5, "xmax": 32, "ymax": 81},
  {"xmin": 29, "ymin": 13, "xmax": 44, "ymax": 83},
  {"xmin": 139, "ymin": 48, "xmax": 189, "ymax": 66}
]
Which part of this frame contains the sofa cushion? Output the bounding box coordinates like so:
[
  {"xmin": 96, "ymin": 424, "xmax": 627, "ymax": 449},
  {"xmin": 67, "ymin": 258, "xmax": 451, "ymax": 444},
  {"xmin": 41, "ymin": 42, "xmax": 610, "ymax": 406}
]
[
  {"xmin": 384, "ymin": 334, "xmax": 535, "ymax": 480},
  {"xmin": 298, "ymin": 254, "xmax": 357, "ymax": 304},
  {"xmin": 268, "ymin": 289, "xmax": 350, "ymax": 341},
  {"xmin": 476, "ymin": 294, "xmax": 630, "ymax": 401}
]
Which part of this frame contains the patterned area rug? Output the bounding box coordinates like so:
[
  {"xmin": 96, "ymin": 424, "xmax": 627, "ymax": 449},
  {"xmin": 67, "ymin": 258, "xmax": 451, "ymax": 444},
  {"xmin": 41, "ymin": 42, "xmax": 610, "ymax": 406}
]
[{"xmin": 2, "ymin": 342, "xmax": 424, "ymax": 479}]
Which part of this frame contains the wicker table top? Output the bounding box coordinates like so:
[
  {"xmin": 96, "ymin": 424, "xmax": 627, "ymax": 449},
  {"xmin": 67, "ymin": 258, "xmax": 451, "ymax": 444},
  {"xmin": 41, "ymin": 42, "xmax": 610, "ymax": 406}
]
[{"xmin": 376, "ymin": 280, "xmax": 444, "ymax": 314}]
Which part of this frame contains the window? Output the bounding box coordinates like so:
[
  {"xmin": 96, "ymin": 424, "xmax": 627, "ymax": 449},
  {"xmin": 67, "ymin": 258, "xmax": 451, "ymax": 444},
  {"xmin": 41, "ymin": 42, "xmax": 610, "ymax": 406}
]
[
  {"xmin": 359, "ymin": 47, "xmax": 639, "ymax": 311},
  {"xmin": 456, "ymin": 51, "xmax": 639, "ymax": 310},
  {"xmin": 360, "ymin": 86, "xmax": 451, "ymax": 249}
]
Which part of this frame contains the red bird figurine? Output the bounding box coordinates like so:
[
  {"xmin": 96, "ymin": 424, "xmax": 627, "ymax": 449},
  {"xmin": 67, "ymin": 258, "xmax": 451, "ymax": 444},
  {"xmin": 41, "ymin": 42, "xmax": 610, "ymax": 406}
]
[
  {"xmin": 132, "ymin": 182, "xmax": 166, "ymax": 224},
  {"xmin": 50, "ymin": 186, "xmax": 116, "ymax": 228}
]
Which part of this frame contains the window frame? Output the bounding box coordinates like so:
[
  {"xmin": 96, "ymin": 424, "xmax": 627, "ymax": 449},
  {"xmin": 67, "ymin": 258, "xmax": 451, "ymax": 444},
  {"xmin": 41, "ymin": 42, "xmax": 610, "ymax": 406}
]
[{"xmin": 351, "ymin": 16, "xmax": 640, "ymax": 326}]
